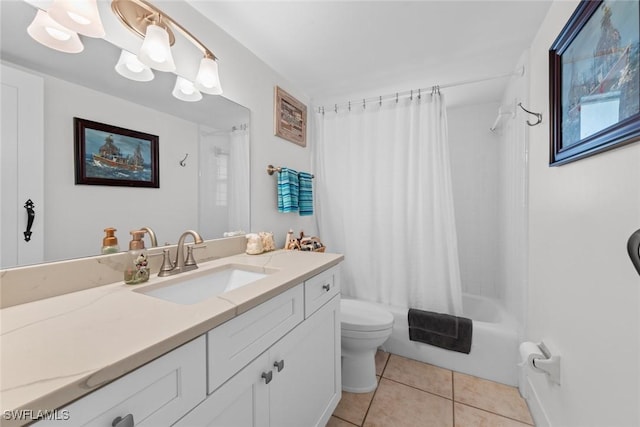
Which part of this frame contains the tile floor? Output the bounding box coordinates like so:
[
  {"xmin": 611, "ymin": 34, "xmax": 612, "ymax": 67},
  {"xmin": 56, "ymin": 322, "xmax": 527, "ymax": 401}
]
[{"xmin": 328, "ymin": 351, "xmax": 534, "ymax": 427}]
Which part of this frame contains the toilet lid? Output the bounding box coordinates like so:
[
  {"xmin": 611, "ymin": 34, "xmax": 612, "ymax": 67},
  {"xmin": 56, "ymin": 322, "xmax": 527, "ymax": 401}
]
[{"xmin": 341, "ymin": 299, "xmax": 394, "ymax": 332}]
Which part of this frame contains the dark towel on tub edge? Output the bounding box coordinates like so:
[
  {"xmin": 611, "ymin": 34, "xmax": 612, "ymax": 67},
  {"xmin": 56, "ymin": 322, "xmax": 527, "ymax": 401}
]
[{"xmin": 408, "ymin": 308, "xmax": 473, "ymax": 354}]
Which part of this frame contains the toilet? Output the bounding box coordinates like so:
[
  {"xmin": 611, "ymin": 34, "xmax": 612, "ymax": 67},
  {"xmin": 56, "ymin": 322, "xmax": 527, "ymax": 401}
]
[{"xmin": 340, "ymin": 299, "xmax": 394, "ymax": 393}]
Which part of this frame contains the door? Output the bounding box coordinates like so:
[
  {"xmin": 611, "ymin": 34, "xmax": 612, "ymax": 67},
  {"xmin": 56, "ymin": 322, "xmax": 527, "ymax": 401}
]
[
  {"xmin": 174, "ymin": 352, "xmax": 269, "ymax": 427},
  {"xmin": 269, "ymin": 296, "xmax": 341, "ymax": 427},
  {"xmin": 1, "ymin": 64, "xmax": 44, "ymax": 268}
]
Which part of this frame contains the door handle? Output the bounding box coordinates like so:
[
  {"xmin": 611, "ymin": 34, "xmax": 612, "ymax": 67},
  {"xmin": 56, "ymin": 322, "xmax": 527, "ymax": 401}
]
[
  {"xmin": 23, "ymin": 199, "xmax": 35, "ymax": 242},
  {"xmin": 627, "ymin": 228, "xmax": 640, "ymax": 276}
]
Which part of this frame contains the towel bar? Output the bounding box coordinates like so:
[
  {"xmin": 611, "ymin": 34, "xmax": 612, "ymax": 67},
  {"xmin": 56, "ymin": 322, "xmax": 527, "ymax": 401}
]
[{"xmin": 267, "ymin": 164, "xmax": 314, "ymax": 178}]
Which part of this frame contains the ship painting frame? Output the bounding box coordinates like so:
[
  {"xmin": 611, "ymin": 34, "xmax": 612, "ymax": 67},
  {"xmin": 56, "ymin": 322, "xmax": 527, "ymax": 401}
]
[
  {"xmin": 74, "ymin": 118, "xmax": 159, "ymax": 188},
  {"xmin": 549, "ymin": 0, "xmax": 640, "ymax": 166}
]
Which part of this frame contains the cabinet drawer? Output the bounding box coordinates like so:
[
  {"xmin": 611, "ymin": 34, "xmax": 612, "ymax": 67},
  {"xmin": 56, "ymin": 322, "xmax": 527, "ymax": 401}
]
[
  {"xmin": 207, "ymin": 285, "xmax": 304, "ymax": 393},
  {"xmin": 36, "ymin": 336, "xmax": 206, "ymax": 427},
  {"xmin": 304, "ymin": 265, "xmax": 340, "ymax": 318}
]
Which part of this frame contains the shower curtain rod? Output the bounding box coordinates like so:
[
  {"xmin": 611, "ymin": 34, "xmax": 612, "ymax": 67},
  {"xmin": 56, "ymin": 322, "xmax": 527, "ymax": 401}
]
[{"xmin": 316, "ymin": 67, "xmax": 524, "ymax": 114}]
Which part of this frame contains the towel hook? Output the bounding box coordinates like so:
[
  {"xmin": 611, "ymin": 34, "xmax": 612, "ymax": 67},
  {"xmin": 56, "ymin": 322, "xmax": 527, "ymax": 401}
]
[
  {"xmin": 518, "ymin": 103, "xmax": 542, "ymax": 127},
  {"xmin": 179, "ymin": 153, "xmax": 189, "ymax": 167}
]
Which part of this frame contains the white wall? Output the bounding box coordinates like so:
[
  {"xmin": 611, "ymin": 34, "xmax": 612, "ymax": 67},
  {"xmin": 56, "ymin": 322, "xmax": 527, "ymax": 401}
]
[
  {"xmin": 496, "ymin": 52, "xmax": 530, "ymax": 330},
  {"xmin": 525, "ymin": 1, "xmax": 640, "ymax": 426},
  {"xmin": 161, "ymin": 2, "xmax": 317, "ymax": 248},
  {"xmin": 448, "ymin": 103, "xmax": 501, "ymax": 298},
  {"xmin": 44, "ymin": 75, "xmax": 200, "ymax": 261}
]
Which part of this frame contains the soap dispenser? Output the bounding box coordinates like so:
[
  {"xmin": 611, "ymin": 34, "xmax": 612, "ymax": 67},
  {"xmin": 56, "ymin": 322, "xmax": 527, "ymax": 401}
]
[
  {"xmin": 101, "ymin": 227, "xmax": 120, "ymax": 254},
  {"xmin": 124, "ymin": 230, "xmax": 150, "ymax": 285}
]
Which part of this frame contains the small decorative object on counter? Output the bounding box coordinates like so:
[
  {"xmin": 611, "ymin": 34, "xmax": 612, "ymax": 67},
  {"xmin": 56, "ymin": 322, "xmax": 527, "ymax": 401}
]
[
  {"xmin": 101, "ymin": 227, "xmax": 120, "ymax": 254},
  {"xmin": 285, "ymin": 230, "xmax": 325, "ymax": 252},
  {"xmin": 284, "ymin": 229, "xmax": 295, "ymax": 249},
  {"xmin": 245, "ymin": 233, "xmax": 264, "ymax": 255},
  {"xmin": 124, "ymin": 230, "xmax": 150, "ymax": 284},
  {"xmin": 259, "ymin": 232, "xmax": 276, "ymax": 252}
]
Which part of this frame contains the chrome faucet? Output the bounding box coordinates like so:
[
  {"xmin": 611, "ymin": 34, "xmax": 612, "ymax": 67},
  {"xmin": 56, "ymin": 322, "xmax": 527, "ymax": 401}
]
[
  {"xmin": 140, "ymin": 226, "xmax": 158, "ymax": 247},
  {"xmin": 158, "ymin": 230, "xmax": 204, "ymax": 277}
]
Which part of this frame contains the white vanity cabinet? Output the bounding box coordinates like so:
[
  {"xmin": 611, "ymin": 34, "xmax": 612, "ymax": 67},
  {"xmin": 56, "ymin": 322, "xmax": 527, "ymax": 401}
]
[
  {"xmin": 174, "ymin": 266, "xmax": 341, "ymax": 427},
  {"xmin": 35, "ymin": 336, "xmax": 207, "ymax": 427},
  {"xmin": 31, "ymin": 265, "xmax": 341, "ymax": 427}
]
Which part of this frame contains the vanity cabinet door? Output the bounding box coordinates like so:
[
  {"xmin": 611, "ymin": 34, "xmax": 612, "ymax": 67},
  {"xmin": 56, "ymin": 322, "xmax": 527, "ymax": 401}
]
[
  {"xmin": 172, "ymin": 353, "xmax": 269, "ymax": 427},
  {"xmin": 269, "ymin": 295, "xmax": 341, "ymax": 427},
  {"xmin": 35, "ymin": 336, "xmax": 206, "ymax": 427}
]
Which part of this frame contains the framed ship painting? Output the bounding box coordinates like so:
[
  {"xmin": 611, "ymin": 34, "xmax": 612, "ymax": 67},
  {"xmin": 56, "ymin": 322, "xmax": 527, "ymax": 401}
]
[
  {"xmin": 549, "ymin": 0, "xmax": 640, "ymax": 165},
  {"xmin": 74, "ymin": 118, "xmax": 159, "ymax": 188}
]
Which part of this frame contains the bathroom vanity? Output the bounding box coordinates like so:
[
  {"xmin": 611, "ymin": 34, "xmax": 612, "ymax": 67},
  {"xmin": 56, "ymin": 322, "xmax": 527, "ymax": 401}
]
[{"xmin": 0, "ymin": 248, "xmax": 342, "ymax": 427}]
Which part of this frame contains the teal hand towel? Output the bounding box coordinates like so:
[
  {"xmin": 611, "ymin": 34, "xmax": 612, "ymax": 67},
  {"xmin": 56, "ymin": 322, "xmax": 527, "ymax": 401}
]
[
  {"xmin": 298, "ymin": 172, "xmax": 314, "ymax": 216},
  {"xmin": 277, "ymin": 168, "xmax": 299, "ymax": 213}
]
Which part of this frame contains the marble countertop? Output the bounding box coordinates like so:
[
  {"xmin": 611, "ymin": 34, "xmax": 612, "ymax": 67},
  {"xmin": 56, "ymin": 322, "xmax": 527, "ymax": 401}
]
[{"xmin": 0, "ymin": 250, "xmax": 343, "ymax": 424}]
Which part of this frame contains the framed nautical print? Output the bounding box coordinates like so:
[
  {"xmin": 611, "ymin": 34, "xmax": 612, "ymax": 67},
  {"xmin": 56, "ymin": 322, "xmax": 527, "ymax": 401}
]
[
  {"xmin": 549, "ymin": 0, "xmax": 640, "ymax": 165},
  {"xmin": 74, "ymin": 118, "xmax": 159, "ymax": 188}
]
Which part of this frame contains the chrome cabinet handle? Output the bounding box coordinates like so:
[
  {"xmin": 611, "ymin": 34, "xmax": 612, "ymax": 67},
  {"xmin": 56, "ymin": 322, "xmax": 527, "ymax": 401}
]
[
  {"xmin": 112, "ymin": 414, "xmax": 134, "ymax": 427},
  {"xmin": 273, "ymin": 359, "xmax": 285, "ymax": 372},
  {"xmin": 261, "ymin": 370, "xmax": 273, "ymax": 384},
  {"xmin": 322, "ymin": 284, "xmax": 331, "ymax": 292}
]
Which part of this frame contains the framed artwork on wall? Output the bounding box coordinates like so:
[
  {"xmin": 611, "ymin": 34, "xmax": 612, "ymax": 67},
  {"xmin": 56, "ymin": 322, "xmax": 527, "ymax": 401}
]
[
  {"xmin": 74, "ymin": 117, "xmax": 159, "ymax": 188},
  {"xmin": 274, "ymin": 86, "xmax": 307, "ymax": 147},
  {"xmin": 549, "ymin": 0, "xmax": 640, "ymax": 166}
]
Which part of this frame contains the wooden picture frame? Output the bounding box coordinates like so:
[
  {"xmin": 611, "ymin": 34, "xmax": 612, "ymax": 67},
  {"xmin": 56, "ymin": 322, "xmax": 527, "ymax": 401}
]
[
  {"xmin": 274, "ymin": 86, "xmax": 307, "ymax": 147},
  {"xmin": 549, "ymin": 0, "xmax": 640, "ymax": 166},
  {"xmin": 74, "ymin": 117, "xmax": 159, "ymax": 188}
]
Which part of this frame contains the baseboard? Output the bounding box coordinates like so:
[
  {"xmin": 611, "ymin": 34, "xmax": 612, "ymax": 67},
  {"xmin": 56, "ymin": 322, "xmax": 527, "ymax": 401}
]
[{"xmin": 525, "ymin": 376, "xmax": 552, "ymax": 427}]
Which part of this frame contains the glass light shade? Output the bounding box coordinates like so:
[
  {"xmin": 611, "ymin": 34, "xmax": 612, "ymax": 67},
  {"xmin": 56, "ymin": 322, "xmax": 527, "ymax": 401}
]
[
  {"xmin": 138, "ymin": 24, "xmax": 176, "ymax": 72},
  {"xmin": 47, "ymin": 0, "xmax": 105, "ymax": 38},
  {"xmin": 115, "ymin": 50, "xmax": 154, "ymax": 82},
  {"xmin": 172, "ymin": 76, "xmax": 202, "ymax": 102},
  {"xmin": 27, "ymin": 10, "xmax": 83, "ymax": 53},
  {"xmin": 195, "ymin": 57, "xmax": 223, "ymax": 95}
]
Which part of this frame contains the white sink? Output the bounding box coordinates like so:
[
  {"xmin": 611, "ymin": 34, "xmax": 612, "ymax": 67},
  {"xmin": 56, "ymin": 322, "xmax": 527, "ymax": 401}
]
[{"xmin": 137, "ymin": 265, "xmax": 270, "ymax": 305}]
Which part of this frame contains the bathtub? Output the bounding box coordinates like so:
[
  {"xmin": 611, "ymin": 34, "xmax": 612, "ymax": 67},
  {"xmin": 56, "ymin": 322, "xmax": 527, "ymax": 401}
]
[{"xmin": 376, "ymin": 293, "xmax": 520, "ymax": 386}]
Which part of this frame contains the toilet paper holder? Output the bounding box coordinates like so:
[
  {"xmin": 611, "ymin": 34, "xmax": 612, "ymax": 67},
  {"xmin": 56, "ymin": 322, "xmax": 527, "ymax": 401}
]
[{"xmin": 530, "ymin": 341, "xmax": 561, "ymax": 385}]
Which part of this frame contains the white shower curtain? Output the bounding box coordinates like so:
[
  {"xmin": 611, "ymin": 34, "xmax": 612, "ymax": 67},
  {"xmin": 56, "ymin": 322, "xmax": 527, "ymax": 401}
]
[
  {"xmin": 313, "ymin": 93, "xmax": 463, "ymax": 315},
  {"xmin": 228, "ymin": 127, "xmax": 250, "ymax": 233}
]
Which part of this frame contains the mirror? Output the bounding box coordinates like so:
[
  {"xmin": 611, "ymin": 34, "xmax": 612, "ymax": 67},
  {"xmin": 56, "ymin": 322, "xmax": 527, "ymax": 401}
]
[{"xmin": 0, "ymin": 1, "xmax": 250, "ymax": 268}]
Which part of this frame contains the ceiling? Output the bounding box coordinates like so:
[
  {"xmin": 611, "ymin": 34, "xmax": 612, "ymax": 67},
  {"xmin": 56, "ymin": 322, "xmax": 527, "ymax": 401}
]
[{"xmin": 188, "ymin": 1, "xmax": 553, "ymax": 108}]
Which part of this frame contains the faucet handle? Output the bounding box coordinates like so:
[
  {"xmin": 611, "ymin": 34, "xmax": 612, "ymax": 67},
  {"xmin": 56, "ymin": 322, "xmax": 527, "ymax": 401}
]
[
  {"xmin": 184, "ymin": 246, "xmax": 198, "ymax": 267},
  {"xmin": 185, "ymin": 245, "xmax": 206, "ymax": 267},
  {"xmin": 158, "ymin": 249, "xmax": 174, "ymax": 277}
]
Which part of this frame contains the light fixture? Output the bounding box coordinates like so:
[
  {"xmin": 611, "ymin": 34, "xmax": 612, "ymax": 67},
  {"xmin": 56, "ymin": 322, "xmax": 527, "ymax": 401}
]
[
  {"xmin": 27, "ymin": 9, "xmax": 84, "ymax": 53},
  {"xmin": 112, "ymin": 0, "xmax": 222, "ymax": 101},
  {"xmin": 115, "ymin": 49, "xmax": 155, "ymax": 82},
  {"xmin": 172, "ymin": 76, "xmax": 202, "ymax": 102},
  {"xmin": 26, "ymin": 0, "xmax": 223, "ymax": 103},
  {"xmin": 47, "ymin": 0, "xmax": 105, "ymax": 38},
  {"xmin": 195, "ymin": 55, "xmax": 223, "ymax": 95},
  {"xmin": 137, "ymin": 22, "xmax": 176, "ymax": 72}
]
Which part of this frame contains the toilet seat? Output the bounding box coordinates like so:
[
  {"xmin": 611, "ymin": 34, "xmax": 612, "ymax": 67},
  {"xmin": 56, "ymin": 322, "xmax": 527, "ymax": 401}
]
[{"xmin": 341, "ymin": 299, "xmax": 394, "ymax": 332}]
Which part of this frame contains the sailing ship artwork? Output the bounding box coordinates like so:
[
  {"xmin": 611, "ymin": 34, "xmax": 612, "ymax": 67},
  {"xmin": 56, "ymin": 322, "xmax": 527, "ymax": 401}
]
[
  {"xmin": 560, "ymin": 0, "xmax": 639, "ymax": 149},
  {"xmin": 75, "ymin": 118, "xmax": 159, "ymax": 188}
]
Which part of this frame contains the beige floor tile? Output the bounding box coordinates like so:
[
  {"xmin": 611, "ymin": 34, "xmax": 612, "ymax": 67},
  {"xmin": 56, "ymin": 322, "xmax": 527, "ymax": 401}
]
[
  {"xmin": 363, "ymin": 378, "xmax": 453, "ymax": 427},
  {"xmin": 453, "ymin": 372, "xmax": 534, "ymax": 425},
  {"xmin": 327, "ymin": 416, "xmax": 359, "ymax": 427},
  {"xmin": 375, "ymin": 350, "xmax": 390, "ymax": 376},
  {"xmin": 333, "ymin": 388, "xmax": 376, "ymax": 426},
  {"xmin": 382, "ymin": 354, "xmax": 453, "ymax": 399},
  {"xmin": 454, "ymin": 402, "xmax": 534, "ymax": 427}
]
